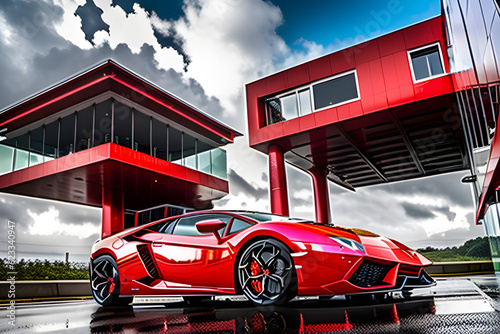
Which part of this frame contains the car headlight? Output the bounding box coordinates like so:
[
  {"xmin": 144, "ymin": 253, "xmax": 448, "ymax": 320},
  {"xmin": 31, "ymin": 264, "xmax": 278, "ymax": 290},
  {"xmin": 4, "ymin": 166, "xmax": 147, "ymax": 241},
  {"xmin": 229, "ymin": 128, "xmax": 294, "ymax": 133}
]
[{"xmin": 329, "ymin": 236, "xmax": 365, "ymax": 253}]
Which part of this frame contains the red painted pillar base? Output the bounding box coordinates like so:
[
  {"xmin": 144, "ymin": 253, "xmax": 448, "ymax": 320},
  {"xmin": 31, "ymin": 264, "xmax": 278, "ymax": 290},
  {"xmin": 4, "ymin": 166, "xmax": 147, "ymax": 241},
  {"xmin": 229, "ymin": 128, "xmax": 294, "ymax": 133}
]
[
  {"xmin": 102, "ymin": 186, "xmax": 124, "ymax": 238},
  {"xmin": 268, "ymin": 144, "xmax": 289, "ymax": 217},
  {"xmin": 306, "ymin": 167, "xmax": 331, "ymax": 224}
]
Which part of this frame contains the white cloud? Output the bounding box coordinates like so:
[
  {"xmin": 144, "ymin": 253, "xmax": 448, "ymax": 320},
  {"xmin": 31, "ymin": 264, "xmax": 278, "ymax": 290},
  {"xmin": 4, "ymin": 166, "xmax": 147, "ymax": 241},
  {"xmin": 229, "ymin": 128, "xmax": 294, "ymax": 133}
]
[
  {"xmin": 27, "ymin": 206, "xmax": 99, "ymax": 239},
  {"xmin": 53, "ymin": 0, "xmax": 93, "ymax": 50},
  {"xmin": 174, "ymin": 0, "xmax": 288, "ymax": 114}
]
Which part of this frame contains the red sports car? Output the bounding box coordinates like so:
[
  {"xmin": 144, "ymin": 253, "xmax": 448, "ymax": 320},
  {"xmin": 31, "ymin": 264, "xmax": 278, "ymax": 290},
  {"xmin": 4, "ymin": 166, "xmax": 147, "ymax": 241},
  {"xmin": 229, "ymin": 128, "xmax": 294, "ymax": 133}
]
[{"xmin": 90, "ymin": 210, "xmax": 435, "ymax": 306}]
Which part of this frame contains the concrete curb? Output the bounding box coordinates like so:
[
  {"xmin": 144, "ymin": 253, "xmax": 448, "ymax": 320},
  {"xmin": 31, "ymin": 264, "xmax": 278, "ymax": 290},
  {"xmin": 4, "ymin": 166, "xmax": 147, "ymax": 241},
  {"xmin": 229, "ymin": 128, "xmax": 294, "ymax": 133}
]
[{"xmin": 0, "ymin": 261, "xmax": 495, "ymax": 299}]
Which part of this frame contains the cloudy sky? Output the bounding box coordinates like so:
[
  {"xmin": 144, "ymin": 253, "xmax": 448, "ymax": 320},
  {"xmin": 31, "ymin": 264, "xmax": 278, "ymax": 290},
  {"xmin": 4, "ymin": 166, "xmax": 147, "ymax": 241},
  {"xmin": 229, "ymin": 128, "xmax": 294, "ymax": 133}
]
[{"xmin": 0, "ymin": 0, "xmax": 485, "ymax": 262}]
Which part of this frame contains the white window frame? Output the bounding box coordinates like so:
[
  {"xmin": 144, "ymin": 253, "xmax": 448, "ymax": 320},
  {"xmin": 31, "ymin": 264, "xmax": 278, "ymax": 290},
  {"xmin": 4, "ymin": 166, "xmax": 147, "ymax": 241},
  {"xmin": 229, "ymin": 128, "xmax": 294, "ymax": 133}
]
[
  {"xmin": 265, "ymin": 69, "xmax": 360, "ymax": 125},
  {"xmin": 407, "ymin": 42, "xmax": 447, "ymax": 83}
]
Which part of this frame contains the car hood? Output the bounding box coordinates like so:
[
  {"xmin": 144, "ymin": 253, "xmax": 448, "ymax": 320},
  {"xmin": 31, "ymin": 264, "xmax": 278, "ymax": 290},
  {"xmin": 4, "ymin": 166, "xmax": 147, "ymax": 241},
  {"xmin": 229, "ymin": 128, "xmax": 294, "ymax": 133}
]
[{"xmin": 296, "ymin": 222, "xmax": 431, "ymax": 266}]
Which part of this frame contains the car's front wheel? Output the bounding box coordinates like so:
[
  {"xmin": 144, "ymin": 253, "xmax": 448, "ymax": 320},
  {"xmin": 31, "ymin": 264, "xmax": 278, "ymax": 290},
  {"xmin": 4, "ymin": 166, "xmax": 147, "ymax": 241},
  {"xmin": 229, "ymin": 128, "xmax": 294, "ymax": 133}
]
[
  {"xmin": 90, "ymin": 255, "xmax": 132, "ymax": 306},
  {"xmin": 237, "ymin": 239, "xmax": 297, "ymax": 305}
]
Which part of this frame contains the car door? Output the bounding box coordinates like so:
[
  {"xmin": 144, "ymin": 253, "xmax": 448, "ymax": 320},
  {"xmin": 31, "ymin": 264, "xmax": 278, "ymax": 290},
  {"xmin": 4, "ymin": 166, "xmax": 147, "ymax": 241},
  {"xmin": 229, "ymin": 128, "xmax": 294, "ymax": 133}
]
[{"xmin": 150, "ymin": 213, "xmax": 235, "ymax": 289}]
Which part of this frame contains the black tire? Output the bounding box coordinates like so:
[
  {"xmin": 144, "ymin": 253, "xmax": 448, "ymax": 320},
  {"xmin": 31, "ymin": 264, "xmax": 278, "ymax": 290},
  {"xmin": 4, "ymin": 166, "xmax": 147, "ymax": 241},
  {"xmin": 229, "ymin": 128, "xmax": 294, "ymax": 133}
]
[
  {"xmin": 237, "ymin": 239, "xmax": 297, "ymax": 305},
  {"xmin": 90, "ymin": 255, "xmax": 132, "ymax": 306}
]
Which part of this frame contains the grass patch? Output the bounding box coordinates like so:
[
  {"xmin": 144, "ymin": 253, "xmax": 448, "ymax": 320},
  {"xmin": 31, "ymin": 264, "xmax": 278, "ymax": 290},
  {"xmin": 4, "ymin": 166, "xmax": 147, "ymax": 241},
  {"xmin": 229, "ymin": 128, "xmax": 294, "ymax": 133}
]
[{"xmin": 0, "ymin": 259, "xmax": 89, "ymax": 280}]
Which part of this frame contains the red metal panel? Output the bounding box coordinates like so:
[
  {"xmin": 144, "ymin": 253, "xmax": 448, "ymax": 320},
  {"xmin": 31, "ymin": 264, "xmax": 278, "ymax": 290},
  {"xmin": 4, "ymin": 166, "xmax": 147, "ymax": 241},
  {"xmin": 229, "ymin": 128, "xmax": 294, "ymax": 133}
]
[
  {"xmin": 337, "ymin": 104, "xmax": 351, "ymax": 122},
  {"xmin": 286, "ymin": 64, "xmax": 309, "ymax": 88},
  {"xmin": 299, "ymin": 113, "xmax": 317, "ymax": 132},
  {"xmin": 329, "ymin": 48, "xmax": 356, "ymax": 74},
  {"xmin": 314, "ymin": 107, "xmax": 338, "ymax": 124},
  {"xmin": 378, "ymin": 30, "xmax": 406, "ymax": 57},
  {"xmin": 308, "ymin": 55, "xmax": 332, "ymax": 82},
  {"xmin": 284, "ymin": 117, "xmax": 301, "ymax": 135},
  {"xmin": 356, "ymin": 62, "xmax": 373, "ymax": 97},
  {"xmin": 403, "ymin": 20, "xmax": 435, "ymax": 50},
  {"xmin": 369, "ymin": 59, "xmax": 387, "ymax": 95},
  {"xmin": 354, "ymin": 40, "xmax": 380, "ymax": 65},
  {"xmin": 266, "ymin": 72, "xmax": 287, "ymax": 94},
  {"xmin": 267, "ymin": 122, "xmax": 284, "ymax": 139}
]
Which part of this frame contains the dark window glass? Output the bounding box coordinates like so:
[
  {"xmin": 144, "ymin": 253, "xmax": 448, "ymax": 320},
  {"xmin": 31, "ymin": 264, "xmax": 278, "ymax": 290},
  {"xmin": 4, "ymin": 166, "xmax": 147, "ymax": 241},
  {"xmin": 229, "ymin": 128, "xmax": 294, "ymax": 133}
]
[
  {"xmin": 114, "ymin": 102, "xmax": 132, "ymax": 149},
  {"xmin": 94, "ymin": 99, "xmax": 112, "ymax": 146},
  {"xmin": 152, "ymin": 118, "xmax": 168, "ymax": 160},
  {"xmin": 30, "ymin": 127, "xmax": 44, "ymax": 155},
  {"xmin": 313, "ymin": 72, "xmax": 358, "ymax": 110},
  {"xmin": 59, "ymin": 113, "xmax": 75, "ymax": 157},
  {"xmin": 76, "ymin": 106, "xmax": 93, "ymax": 152},
  {"xmin": 45, "ymin": 120, "xmax": 59, "ymax": 159},
  {"xmin": 134, "ymin": 111, "xmax": 150, "ymax": 154},
  {"xmin": 228, "ymin": 219, "xmax": 253, "ymax": 235},
  {"xmin": 169, "ymin": 126, "xmax": 183, "ymax": 162},
  {"xmin": 173, "ymin": 214, "xmax": 231, "ymax": 236},
  {"xmin": 29, "ymin": 127, "xmax": 44, "ymax": 166},
  {"xmin": 265, "ymin": 97, "xmax": 284, "ymax": 124},
  {"xmin": 410, "ymin": 45, "xmax": 444, "ymax": 81}
]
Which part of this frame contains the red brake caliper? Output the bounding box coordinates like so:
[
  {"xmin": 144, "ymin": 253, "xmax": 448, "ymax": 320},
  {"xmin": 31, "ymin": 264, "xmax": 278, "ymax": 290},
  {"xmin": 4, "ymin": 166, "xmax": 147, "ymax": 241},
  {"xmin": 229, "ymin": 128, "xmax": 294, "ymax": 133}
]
[
  {"xmin": 250, "ymin": 261, "xmax": 263, "ymax": 293},
  {"xmin": 108, "ymin": 277, "xmax": 115, "ymax": 294}
]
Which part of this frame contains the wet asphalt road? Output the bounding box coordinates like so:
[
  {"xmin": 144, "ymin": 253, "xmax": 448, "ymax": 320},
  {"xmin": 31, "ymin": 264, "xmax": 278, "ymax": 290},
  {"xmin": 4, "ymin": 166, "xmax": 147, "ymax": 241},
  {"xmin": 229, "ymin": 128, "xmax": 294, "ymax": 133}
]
[{"xmin": 2, "ymin": 276, "xmax": 500, "ymax": 333}]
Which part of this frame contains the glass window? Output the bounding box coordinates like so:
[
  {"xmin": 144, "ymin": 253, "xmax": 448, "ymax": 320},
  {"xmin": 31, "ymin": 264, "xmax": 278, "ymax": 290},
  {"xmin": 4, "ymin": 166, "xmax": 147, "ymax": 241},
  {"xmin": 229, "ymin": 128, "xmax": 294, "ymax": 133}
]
[
  {"xmin": 265, "ymin": 97, "xmax": 285, "ymax": 124},
  {"xmin": 298, "ymin": 89, "xmax": 312, "ymax": 115},
  {"xmin": 281, "ymin": 93, "xmax": 298, "ymax": 120},
  {"xmin": 59, "ymin": 113, "xmax": 75, "ymax": 157},
  {"xmin": 45, "ymin": 120, "xmax": 59, "ymax": 159},
  {"xmin": 94, "ymin": 99, "xmax": 112, "ymax": 146},
  {"xmin": 30, "ymin": 127, "xmax": 44, "ymax": 155},
  {"xmin": 134, "ymin": 111, "xmax": 150, "ymax": 154},
  {"xmin": 0, "ymin": 145, "xmax": 13, "ymax": 175},
  {"xmin": 211, "ymin": 148, "xmax": 227, "ymax": 179},
  {"xmin": 313, "ymin": 72, "xmax": 359, "ymax": 110},
  {"xmin": 173, "ymin": 214, "xmax": 231, "ymax": 236},
  {"xmin": 114, "ymin": 102, "xmax": 132, "ymax": 149},
  {"xmin": 183, "ymin": 134, "xmax": 196, "ymax": 169},
  {"xmin": 169, "ymin": 126, "xmax": 183, "ymax": 163},
  {"xmin": 152, "ymin": 118, "xmax": 168, "ymax": 160},
  {"xmin": 198, "ymin": 140, "xmax": 214, "ymax": 174},
  {"xmin": 409, "ymin": 44, "xmax": 444, "ymax": 81},
  {"xmin": 14, "ymin": 149, "xmax": 28, "ymax": 171},
  {"xmin": 76, "ymin": 106, "xmax": 93, "ymax": 152},
  {"xmin": 228, "ymin": 219, "xmax": 253, "ymax": 235}
]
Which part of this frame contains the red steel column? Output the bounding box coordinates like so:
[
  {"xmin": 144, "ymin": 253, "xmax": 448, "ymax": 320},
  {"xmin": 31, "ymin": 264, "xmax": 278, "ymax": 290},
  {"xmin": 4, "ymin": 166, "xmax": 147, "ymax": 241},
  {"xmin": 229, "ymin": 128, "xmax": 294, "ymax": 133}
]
[
  {"xmin": 268, "ymin": 144, "xmax": 289, "ymax": 217},
  {"xmin": 102, "ymin": 186, "xmax": 124, "ymax": 238},
  {"xmin": 307, "ymin": 167, "xmax": 331, "ymax": 224}
]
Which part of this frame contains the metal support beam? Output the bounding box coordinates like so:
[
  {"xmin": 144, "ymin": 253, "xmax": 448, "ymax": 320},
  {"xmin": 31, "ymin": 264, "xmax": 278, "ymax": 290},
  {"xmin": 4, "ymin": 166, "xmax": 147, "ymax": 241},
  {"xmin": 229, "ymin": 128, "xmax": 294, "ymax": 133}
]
[
  {"xmin": 388, "ymin": 111, "xmax": 426, "ymax": 175},
  {"xmin": 336, "ymin": 125, "xmax": 388, "ymax": 182}
]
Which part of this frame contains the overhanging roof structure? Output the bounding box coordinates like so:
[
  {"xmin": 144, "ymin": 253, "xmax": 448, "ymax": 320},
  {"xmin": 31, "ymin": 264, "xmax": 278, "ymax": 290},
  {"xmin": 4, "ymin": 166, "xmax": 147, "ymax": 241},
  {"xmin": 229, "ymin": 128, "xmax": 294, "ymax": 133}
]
[{"xmin": 0, "ymin": 60, "xmax": 241, "ymax": 215}]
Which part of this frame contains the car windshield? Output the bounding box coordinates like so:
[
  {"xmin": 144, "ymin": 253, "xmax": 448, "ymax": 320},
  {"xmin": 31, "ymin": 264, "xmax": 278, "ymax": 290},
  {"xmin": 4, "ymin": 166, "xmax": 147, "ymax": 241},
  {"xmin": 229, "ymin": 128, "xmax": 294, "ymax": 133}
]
[{"xmin": 238, "ymin": 212, "xmax": 301, "ymax": 222}]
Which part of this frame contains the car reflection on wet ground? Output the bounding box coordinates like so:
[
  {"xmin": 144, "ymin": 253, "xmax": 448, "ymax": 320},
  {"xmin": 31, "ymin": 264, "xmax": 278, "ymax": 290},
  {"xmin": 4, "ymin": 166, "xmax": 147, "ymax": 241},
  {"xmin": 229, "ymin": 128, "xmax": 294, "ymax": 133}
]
[{"xmin": 3, "ymin": 276, "xmax": 500, "ymax": 333}]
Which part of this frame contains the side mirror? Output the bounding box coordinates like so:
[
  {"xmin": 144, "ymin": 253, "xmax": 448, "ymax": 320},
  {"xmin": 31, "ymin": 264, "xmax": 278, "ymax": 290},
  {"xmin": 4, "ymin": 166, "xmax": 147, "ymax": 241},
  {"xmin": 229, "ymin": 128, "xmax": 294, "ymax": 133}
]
[{"xmin": 196, "ymin": 219, "xmax": 226, "ymax": 243}]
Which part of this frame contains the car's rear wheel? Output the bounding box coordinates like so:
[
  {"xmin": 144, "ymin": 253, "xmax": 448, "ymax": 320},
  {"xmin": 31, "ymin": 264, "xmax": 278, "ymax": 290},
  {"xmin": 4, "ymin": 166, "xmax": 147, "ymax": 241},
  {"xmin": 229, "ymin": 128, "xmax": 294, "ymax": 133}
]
[
  {"xmin": 237, "ymin": 239, "xmax": 297, "ymax": 305},
  {"xmin": 90, "ymin": 255, "xmax": 132, "ymax": 306}
]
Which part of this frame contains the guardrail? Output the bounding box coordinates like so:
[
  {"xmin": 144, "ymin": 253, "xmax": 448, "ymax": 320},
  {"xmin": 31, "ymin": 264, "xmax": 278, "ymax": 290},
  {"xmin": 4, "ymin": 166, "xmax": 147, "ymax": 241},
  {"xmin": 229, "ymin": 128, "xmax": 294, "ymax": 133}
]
[{"xmin": 0, "ymin": 261, "xmax": 496, "ymax": 300}]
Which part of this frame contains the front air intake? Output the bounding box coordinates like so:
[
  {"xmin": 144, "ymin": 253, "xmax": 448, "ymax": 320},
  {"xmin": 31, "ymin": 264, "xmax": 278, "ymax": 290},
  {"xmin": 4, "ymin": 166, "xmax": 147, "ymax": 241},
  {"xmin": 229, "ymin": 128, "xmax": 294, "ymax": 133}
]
[
  {"xmin": 349, "ymin": 261, "xmax": 388, "ymax": 288},
  {"xmin": 137, "ymin": 244, "xmax": 160, "ymax": 278}
]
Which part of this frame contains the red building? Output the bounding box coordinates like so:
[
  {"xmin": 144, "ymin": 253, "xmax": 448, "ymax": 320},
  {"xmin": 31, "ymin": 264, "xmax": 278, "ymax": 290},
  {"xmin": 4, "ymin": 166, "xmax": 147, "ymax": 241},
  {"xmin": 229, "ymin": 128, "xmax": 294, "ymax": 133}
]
[
  {"xmin": 246, "ymin": 0, "xmax": 500, "ymax": 267},
  {"xmin": 0, "ymin": 60, "xmax": 241, "ymax": 238}
]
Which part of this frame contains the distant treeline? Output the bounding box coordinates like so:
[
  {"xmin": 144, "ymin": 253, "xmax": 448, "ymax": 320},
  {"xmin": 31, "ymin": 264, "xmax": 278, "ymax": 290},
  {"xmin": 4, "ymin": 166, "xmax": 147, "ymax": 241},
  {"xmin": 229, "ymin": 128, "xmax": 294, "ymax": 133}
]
[
  {"xmin": 0, "ymin": 259, "xmax": 89, "ymax": 280},
  {"xmin": 417, "ymin": 236, "xmax": 492, "ymax": 262}
]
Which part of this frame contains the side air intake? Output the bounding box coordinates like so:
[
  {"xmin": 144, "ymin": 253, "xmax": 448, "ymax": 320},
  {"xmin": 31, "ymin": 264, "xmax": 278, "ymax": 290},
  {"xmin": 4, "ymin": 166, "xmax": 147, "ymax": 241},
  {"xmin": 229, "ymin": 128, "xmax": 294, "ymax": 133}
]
[{"xmin": 137, "ymin": 244, "xmax": 160, "ymax": 278}]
